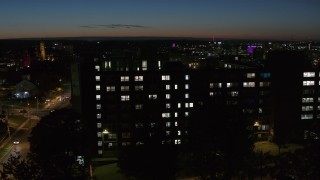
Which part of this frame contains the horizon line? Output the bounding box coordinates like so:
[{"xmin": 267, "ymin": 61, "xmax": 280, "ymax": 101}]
[{"xmin": 0, "ymin": 36, "xmax": 319, "ymax": 42}]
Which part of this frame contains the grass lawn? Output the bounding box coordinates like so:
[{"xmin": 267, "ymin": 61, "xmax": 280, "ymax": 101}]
[
  {"xmin": 93, "ymin": 163, "xmax": 126, "ymax": 180},
  {"xmin": 254, "ymin": 141, "xmax": 303, "ymax": 156},
  {"xmin": 0, "ymin": 144, "xmax": 13, "ymax": 159}
]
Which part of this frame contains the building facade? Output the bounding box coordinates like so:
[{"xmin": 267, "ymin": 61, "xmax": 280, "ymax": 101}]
[{"xmin": 72, "ymin": 51, "xmax": 320, "ymax": 157}]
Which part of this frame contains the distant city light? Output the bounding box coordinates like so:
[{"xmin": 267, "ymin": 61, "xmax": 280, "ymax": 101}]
[{"xmin": 247, "ymin": 46, "xmax": 257, "ymax": 54}]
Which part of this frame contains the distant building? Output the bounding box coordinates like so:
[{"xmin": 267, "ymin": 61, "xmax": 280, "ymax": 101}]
[
  {"xmin": 72, "ymin": 50, "xmax": 319, "ymax": 157},
  {"xmin": 13, "ymin": 80, "xmax": 38, "ymax": 99},
  {"xmin": 40, "ymin": 42, "xmax": 46, "ymax": 61},
  {"xmin": 23, "ymin": 51, "xmax": 31, "ymax": 68}
]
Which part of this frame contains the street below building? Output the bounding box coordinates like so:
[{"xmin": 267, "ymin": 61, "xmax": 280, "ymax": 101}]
[{"xmin": 0, "ymin": 88, "xmax": 71, "ymax": 167}]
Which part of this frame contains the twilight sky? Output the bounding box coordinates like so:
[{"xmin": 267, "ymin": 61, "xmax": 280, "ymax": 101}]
[{"xmin": 1, "ymin": 0, "xmax": 319, "ymax": 40}]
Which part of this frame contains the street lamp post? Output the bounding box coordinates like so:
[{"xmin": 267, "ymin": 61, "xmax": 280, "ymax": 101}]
[
  {"xmin": 102, "ymin": 129, "xmax": 109, "ymax": 155},
  {"xmin": 35, "ymin": 97, "xmax": 39, "ymax": 110}
]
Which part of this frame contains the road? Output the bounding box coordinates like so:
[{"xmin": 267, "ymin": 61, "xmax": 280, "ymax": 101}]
[
  {"xmin": 0, "ymin": 117, "xmax": 37, "ymax": 170},
  {"xmin": 0, "ymin": 89, "xmax": 71, "ymax": 166}
]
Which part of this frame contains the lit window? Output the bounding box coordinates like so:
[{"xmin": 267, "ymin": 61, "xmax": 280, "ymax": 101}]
[
  {"xmin": 175, "ymin": 121, "xmax": 178, "ymax": 126},
  {"xmin": 95, "ymin": 65, "xmax": 100, "ymax": 71},
  {"xmin": 98, "ymin": 141, "xmax": 102, "ymax": 146},
  {"xmin": 301, "ymin": 114, "xmax": 313, "ymax": 120},
  {"xmin": 185, "ymin": 112, "xmax": 189, "ymax": 117},
  {"xmin": 121, "ymin": 95, "xmax": 130, "ymax": 101},
  {"xmin": 174, "ymin": 112, "xmax": 178, "ymax": 117},
  {"xmin": 246, "ymin": 73, "xmax": 255, "ymax": 78},
  {"xmin": 302, "ymin": 106, "xmax": 313, "ymax": 111},
  {"xmin": 185, "ymin": 75, "xmax": 190, "ymax": 80},
  {"xmin": 303, "ymin": 81, "xmax": 314, "ymax": 86},
  {"xmin": 134, "ymin": 76, "xmax": 143, "ymax": 81},
  {"xmin": 97, "ymin": 132, "xmax": 102, "ymax": 137},
  {"xmin": 189, "ymin": 103, "xmax": 194, "ymax": 108},
  {"xmin": 105, "ymin": 61, "xmax": 112, "ymax": 69},
  {"xmin": 96, "ymin": 104, "xmax": 101, "ymax": 109},
  {"xmin": 97, "ymin": 114, "xmax": 101, "ymax": 119},
  {"xmin": 120, "ymin": 76, "xmax": 129, "ymax": 82},
  {"xmin": 178, "ymin": 103, "xmax": 181, "ymax": 108},
  {"xmin": 106, "ymin": 86, "xmax": 115, "ymax": 92},
  {"xmin": 149, "ymin": 94, "xmax": 157, "ymax": 100},
  {"xmin": 226, "ymin": 82, "xmax": 238, "ymax": 88},
  {"xmin": 259, "ymin": 82, "xmax": 271, "ymax": 87},
  {"xmin": 185, "ymin": 84, "xmax": 189, "ymax": 89},
  {"xmin": 166, "ymin": 94, "xmax": 171, "ymax": 99},
  {"xmin": 166, "ymin": 131, "xmax": 171, "ymax": 136},
  {"xmin": 185, "ymin": 103, "xmax": 189, "ymax": 108},
  {"xmin": 97, "ymin": 123, "xmax": 102, "ymax": 128},
  {"xmin": 162, "ymin": 113, "xmax": 171, "ymax": 118},
  {"xmin": 185, "ymin": 94, "xmax": 189, "ymax": 99},
  {"xmin": 243, "ymin": 82, "xmax": 255, "ymax": 87},
  {"xmin": 175, "ymin": 139, "xmax": 181, "ymax": 144},
  {"xmin": 96, "ymin": 85, "xmax": 100, "ymax": 91},
  {"xmin": 174, "ymin": 84, "xmax": 178, "ymax": 89},
  {"xmin": 166, "ymin": 85, "xmax": 170, "ymax": 90},
  {"xmin": 166, "ymin": 122, "xmax": 171, "ymax": 127},
  {"xmin": 259, "ymin": 108, "xmax": 262, "ymax": 113},
  {"xmin": 303, "ymin": 72, "xmax": 315, "ymax": 77},
  {"xmin": 96, "ymin": 95, "xmax": 101, "ymax": 100},
  {"xmin": 95, "ymin": 76, "xmax": 100, "ymax": 81},
  {"xmin": 166, "ymin": 103, "xmax": 171, "ymax": 109},
  {"xmin": 121, "ymin": 86, "xmax": 130, "ymax": 91},
  {"xmin": 178, "ymin": 130, "xmax": 181, "ymax": 136},
  {"xmin": 142, "ymin": 60, "xmax": 147, "ymax": 71},
  {"xmin": 302, "ymin": 98, "xmax": 313, "ymax": 103},
  {"xmin": 150, "ymin": 123, "xmax": 156, "ymax": 128},
  {"xmin": 98, "ymin": 150, "xmax": 102, "ymax": 155},
  {"xmin": 162, "ymin": 75, "xmax": 170, "ymax": 80},
  {"xmin": 209, "ymin": 83, "xmax": 222, "ymax": 88},
  {"xmin": 135, "ymin": 104, "xmax": 143, "ymax": 110},
  {"xmin": 135, "ymin": 85, "xmax": 143, "ymax": 91},
  {"xmin": 229, "ymin": 91, "xmax": 239, "ymax": 97},
  {"xmin": 209, "ymin": 92, "xmax": 214, "ymax": 96}
]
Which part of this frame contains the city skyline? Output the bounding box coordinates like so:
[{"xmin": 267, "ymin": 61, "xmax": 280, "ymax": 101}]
[{"xmin": 1, "ymin": 0, "xmax": 320, "ymax": 40}]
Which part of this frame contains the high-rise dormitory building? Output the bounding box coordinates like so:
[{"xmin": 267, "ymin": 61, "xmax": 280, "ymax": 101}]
[{"xmin": 71, "ymin": 50, "xmax": 318, "ymax": 157}]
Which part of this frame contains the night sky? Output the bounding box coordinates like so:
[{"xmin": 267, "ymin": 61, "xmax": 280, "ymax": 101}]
[{"xmin": 1, "ymin": 0, "xmax": 319, "ymax": 40}]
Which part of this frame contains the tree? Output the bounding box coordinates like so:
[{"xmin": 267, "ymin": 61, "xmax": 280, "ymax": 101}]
[
  {"xmin": 182, "ymin": 100, "xmax": 254, "ymax": 179},
  {"xmin": 1, "ymin": 150, "xmax": 42, "ymax": 180},
  {"xmin": 28, "ymin": 108, "xmax": 88, "ymax": 179}
]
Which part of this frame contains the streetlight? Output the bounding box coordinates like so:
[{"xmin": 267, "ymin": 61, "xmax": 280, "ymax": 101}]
[
  {"xmin": 254, "ymin": 121, "xmax": 261, "ymax": 140},
  {"xmin": 103, "ymin": 129, "xmax": 109, "ymax": 134}
]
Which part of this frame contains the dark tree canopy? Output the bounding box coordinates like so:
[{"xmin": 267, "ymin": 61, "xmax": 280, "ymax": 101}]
[
  {"xmin": 182, "ymin": 100, "xmax": 254, "ymax": 179},
  {"xmin": 28, "ymin": 108, "xmax": 88, "ymax": 179}
]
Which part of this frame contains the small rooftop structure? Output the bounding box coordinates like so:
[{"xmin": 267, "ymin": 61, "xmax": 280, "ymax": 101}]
[{"xmin": 13, "ymin": 80, "xmax": 38, "ymax": 99}]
